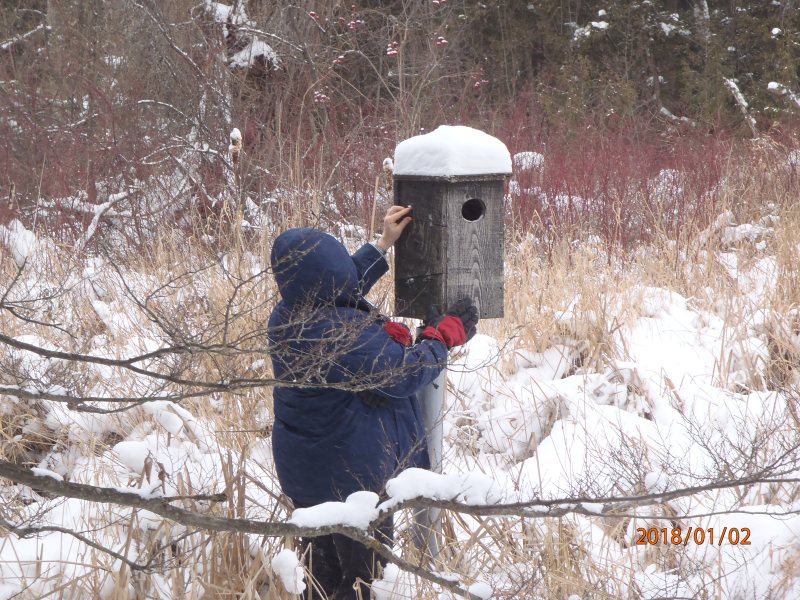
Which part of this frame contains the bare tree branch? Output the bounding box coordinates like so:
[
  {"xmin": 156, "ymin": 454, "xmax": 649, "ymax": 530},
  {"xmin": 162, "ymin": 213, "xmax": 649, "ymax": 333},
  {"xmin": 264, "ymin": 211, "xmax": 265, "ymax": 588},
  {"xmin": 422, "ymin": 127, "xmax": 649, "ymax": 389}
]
[
  {"xmin": 0, "ymin": 516, "xmax": 169, "ymax": 572},
  {"xmin": 0, "ymin": 24, "xmax": 48, "ymax": 52},
  {"xmin": 0, "ymin": 459, "xmax": 482, "ymax": 598},
  {"xmin": 0, "ymin": 384, "xmax": 234, "ymax": 413}
]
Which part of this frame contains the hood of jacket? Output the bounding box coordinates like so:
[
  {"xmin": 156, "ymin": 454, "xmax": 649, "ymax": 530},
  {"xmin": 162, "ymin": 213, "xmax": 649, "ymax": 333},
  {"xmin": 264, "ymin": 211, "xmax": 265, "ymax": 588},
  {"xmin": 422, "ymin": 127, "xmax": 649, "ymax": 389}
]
[{"xmin": 271, "ymin": 228, "xmax": 359, "ymax": 307}]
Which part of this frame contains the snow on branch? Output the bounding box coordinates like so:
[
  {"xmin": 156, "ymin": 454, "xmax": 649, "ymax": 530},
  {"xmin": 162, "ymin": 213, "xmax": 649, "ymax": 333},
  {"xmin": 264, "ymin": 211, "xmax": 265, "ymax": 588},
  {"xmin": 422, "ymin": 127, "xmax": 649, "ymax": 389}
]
[
  {"xmin": 768, "ymin": 81, "xmax": 800, "ymax": 109},
  {"xmin": 0, "ymin": 459, "xmax": 484, "ymax": 599},
  {"xmin": 6, "ymin": 458, "xmax": 800, "ymax": 524},
  {"xmin": 659, "ymin": 105, "xmax": 696, "ymax": 127},
  {"xmin": 723, "ymin": 77, "xmax": 758, "ymax": 136},
  {"xmin": 0, "ymin": 24, "xmax": 48, "ymax": 52},
  {"xmin": 237, "ymin": 26, "xmax": 302, "ymax": 55},
  {"xmin": 228, "ymin": 39, "xmax": 280, "ymax": 70},
  {"xmin": 4, "ymin": 457, "xmax": 800, "ymax": 598},
  {"xmin": 75, "ymin": 191, "xmax": 137, "ymax": 252},
  {"xmin": 202, "ymin": 1, "xmax": 281, "ymax": 72}
]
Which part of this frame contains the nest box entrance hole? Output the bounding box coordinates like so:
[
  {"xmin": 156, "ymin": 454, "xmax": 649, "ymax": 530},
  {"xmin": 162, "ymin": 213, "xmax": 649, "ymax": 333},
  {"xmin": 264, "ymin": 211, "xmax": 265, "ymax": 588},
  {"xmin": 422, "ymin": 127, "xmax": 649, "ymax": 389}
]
[{"xmin": 461, "ymin": 198, "xmax": 485, "ymax": 222}]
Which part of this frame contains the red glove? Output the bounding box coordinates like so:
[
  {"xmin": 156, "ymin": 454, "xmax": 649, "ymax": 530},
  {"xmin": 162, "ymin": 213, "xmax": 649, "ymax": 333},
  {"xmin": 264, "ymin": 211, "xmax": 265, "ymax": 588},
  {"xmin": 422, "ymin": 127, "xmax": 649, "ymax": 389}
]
[
  {"xmin": 419, "ymin": 315, "xmax": 466, "ymax": 349},
  {"xmin": 383, "ymin": 321, "xmax": 412, "ymax": 347}
]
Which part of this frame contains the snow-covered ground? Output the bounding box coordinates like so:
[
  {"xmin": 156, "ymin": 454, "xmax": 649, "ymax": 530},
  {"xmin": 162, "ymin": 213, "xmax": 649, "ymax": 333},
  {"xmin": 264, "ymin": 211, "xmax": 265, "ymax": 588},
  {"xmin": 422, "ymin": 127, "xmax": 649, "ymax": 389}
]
[{"xmin": 1, "ymin": 189, "xmax": 800, "ymax": 598}]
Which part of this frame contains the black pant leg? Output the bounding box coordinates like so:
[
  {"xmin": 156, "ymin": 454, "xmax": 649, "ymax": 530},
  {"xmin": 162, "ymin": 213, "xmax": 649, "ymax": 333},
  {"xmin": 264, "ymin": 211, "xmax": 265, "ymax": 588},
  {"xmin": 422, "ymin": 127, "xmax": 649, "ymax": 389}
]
[
  {"xmin": 330, "ymin": 516, "xmax": 394, "ymax": 600},
  {"xmin": 299, "ymin": 535, "xmax": 342, "ymax": 599}
]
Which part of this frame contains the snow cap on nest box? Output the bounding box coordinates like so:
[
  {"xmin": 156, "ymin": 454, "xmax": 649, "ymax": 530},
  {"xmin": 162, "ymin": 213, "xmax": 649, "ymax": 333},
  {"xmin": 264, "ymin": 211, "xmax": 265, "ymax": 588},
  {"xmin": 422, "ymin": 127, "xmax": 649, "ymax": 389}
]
[
  {"xmin": 392, "ymin": 125, "xmax": 511, "ymax": 319},
  {"xmin": 393, "ymin": 125, "xmax": 512, "ymax": 179}
]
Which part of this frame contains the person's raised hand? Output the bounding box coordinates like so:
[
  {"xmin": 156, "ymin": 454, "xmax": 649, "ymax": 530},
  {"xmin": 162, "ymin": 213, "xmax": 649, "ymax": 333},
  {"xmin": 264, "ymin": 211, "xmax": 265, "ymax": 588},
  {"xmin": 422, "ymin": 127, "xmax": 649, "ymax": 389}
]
[{"xmin": 376, "ymin": 205, "xmax": 413, "ymax": 251}]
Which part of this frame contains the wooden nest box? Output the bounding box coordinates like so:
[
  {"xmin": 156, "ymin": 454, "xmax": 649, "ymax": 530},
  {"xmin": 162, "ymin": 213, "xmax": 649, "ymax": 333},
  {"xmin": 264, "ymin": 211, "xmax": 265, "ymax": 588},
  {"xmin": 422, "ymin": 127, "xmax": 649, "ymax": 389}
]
[{"xmin": 392, "ymin": 126, "xmax": 512, "ymax": 320}]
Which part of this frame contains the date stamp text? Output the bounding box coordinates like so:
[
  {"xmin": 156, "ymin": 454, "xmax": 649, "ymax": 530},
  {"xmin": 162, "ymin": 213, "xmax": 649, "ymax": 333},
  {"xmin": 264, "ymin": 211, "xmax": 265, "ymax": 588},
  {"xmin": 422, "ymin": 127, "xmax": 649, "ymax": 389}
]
[{"xmin": 635, "ymin": 527, "xmax": 751, "ymax": 546}]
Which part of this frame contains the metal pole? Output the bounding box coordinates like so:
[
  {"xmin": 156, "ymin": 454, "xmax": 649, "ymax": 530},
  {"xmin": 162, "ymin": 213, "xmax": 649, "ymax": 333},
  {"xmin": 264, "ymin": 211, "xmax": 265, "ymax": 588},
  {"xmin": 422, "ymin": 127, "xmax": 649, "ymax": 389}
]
[{"xmin": 413, "ymin": 363, "xmax": 445, "ymax": 558}]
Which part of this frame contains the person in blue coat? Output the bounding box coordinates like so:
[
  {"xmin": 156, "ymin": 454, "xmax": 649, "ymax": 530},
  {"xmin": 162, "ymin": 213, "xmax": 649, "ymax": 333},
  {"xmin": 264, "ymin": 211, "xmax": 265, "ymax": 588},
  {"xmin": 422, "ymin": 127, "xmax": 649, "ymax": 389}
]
[{"xmin": 268, "ymin": 205, "xmax": 478, "ymax": 599}]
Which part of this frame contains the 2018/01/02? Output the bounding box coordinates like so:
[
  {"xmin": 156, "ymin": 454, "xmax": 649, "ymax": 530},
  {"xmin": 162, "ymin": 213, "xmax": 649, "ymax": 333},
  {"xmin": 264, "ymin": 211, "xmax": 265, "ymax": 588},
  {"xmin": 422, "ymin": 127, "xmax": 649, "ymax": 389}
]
[{"xmin": 635, "ymin": 526, "xmax": 751, "ymax": 546}]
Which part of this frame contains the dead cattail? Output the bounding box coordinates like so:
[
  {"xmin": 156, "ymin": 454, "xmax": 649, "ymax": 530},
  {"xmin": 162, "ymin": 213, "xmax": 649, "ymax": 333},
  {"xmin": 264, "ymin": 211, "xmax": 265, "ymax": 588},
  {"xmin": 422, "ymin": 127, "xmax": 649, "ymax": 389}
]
[
  {"xmin": 229, "ymin": 127, "xmax": 242, "ymax": 165},
  {"xmin": 382, "ymin": 156, "xmax": 394, "ymax": 193}
]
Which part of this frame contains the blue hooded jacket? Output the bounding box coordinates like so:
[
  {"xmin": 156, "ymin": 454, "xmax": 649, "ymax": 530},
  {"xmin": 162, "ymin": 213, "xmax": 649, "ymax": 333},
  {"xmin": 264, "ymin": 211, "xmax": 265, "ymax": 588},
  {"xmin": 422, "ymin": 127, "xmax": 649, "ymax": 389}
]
[{"xmin": 268, "ymin": 228, "xmax": 448, "ymax": 506}]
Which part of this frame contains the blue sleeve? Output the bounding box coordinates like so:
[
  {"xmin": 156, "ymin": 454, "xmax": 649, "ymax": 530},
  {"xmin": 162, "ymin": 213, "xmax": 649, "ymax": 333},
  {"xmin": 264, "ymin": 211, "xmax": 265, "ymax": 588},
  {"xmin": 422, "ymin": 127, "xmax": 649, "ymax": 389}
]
[
  {"xmin": 351, "ymin": 244, "xmax": 388, "ymax": 296},
  {"xmin": 328, "ymin": 319, "xmax": 447, "ymax": 399},
  {"xmin": 371, "ymin": 337, "xmax": 448, "ymax": 399}
]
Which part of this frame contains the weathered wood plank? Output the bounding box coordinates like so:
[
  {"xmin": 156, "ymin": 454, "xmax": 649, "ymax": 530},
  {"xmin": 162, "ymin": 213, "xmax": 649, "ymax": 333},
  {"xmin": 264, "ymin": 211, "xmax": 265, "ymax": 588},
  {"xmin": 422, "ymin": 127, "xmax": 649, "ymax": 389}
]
[
  {"xmin": 445, "ymin": 180, "xmax": 504, "ymax": 318},
  {"xmin": 394, "ymin": 179, "xmax": 446, "ymax": 318},
  {"xmin": 394, "ymin": 177, "xmax": 505, "ymax": 319}
]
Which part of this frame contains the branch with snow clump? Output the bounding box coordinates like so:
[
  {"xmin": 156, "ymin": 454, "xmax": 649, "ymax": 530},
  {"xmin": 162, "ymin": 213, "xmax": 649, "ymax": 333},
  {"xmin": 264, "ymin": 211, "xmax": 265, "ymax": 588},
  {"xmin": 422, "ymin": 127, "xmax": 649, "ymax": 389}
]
[
  {"xmin": 723, "ymin": 77, "xmax": 758, "ymax": 136},
  {"xmin": 5, "ymin": 459, "xmax": 800, "ymax": 597},
  {"xmin": 0, "ymin": 24, "xmax": 48, "ymax": 51},
  {"xmin": 75, "ymin": 191, "xmax": 138, "ymax": 252},
  {"xmin": 7, "ymin": 458, "xmax": 800, "ymax": 532},
  {"xmin": 0, "ymin": 460, "xmax": 487, "ymax": 599},
  {"xmin": 767, "ymin": 81, "xmax": 800, "ymax": 109}
]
